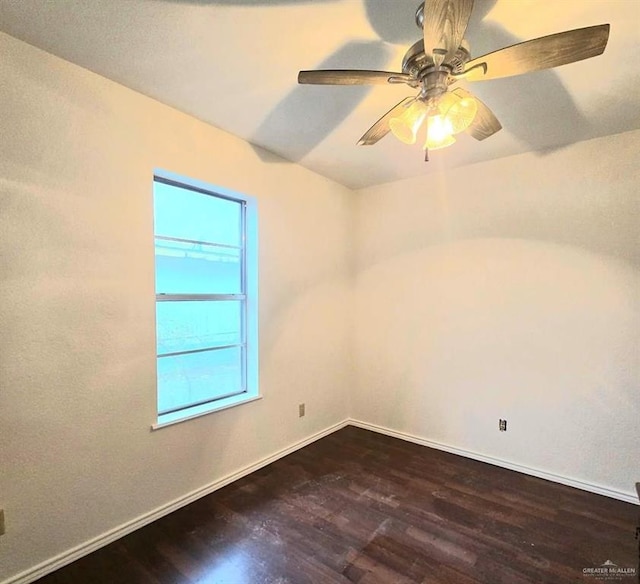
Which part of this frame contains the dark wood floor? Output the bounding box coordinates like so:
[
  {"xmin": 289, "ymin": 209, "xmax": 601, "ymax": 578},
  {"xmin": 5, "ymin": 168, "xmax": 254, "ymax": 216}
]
[{"xmin": 36, "ymin": 426, "xmax": 639, "ymax": 584}]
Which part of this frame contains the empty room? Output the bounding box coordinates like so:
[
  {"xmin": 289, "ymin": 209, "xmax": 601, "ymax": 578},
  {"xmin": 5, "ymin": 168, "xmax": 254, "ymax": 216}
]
[{"xmin": 1, "ymin": 1, "xmax": 638, "ymax": 583}]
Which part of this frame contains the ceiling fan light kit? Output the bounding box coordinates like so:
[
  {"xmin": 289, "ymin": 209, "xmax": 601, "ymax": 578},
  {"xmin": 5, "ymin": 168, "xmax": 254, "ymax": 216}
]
[{"xmin": 298, "ymin": 0, "xmax": 610, "ymax": 161}]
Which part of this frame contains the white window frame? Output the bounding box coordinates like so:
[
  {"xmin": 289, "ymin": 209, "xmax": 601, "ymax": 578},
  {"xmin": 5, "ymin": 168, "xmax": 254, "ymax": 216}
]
[{"xmin": 152, "ymin": 170, "xmax": 259, "ymax": 429}]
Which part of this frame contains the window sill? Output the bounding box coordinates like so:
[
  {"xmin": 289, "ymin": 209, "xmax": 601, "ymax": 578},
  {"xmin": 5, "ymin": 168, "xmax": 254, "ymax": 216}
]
[{"xmin": 151, "ymin": 394, "xmax": 262, "ymax": 431}]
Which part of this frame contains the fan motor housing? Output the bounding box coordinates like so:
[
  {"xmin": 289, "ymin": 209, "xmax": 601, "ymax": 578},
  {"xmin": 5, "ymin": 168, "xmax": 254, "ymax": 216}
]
[{"xmin": 402, "ymin": 40, "xmax": 471, "ymax": 78}]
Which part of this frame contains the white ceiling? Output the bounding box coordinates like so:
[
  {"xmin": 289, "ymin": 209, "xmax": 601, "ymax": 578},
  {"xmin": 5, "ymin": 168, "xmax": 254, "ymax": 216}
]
[{"xmin": 1, "ymin": 0, "xmax": 638, "ymax": 189}]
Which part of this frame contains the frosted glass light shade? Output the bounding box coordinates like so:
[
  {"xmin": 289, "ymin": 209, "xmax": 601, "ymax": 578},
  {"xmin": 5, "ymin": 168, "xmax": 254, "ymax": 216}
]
[
  {"xmin": 389, "ymin": 100, "xmax": 428, "ymax": 144},
  {"xmin": 444, "ymin": 96, "xmax": 477, "ymax": 134}
]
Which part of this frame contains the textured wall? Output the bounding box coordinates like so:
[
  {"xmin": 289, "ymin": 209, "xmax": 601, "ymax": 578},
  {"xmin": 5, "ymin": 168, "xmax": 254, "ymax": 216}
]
[
  {"xmin": 0, "ymin": 32, "xmax": 353, "ymax": 583},
  {"xmin": 354, "ymin": 129, "xmax": 640, "ymax": 499}
]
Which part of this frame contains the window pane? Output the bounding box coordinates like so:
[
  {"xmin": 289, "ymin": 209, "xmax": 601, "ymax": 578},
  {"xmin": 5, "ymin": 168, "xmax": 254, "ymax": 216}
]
[
  {"xmin": 158, "ymin": 347, "xmax": 244, "ymax": 414},
  {"xmin": 156, "ymin": 300, "xmax": 242, "ymax": 355},
  {"xmin": 154, "ymin": 181, "xmax": 242, "ymax": 246},
  {"xmin": 155, "ymin": 238, "xmax": 241, "ymax": 294}
]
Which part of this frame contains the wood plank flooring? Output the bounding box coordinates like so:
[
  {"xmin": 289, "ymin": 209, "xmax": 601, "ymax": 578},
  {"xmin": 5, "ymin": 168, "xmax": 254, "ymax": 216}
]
[{"xmin": 36, "ymin": 426, "xmax": 639, "ymax": 583}]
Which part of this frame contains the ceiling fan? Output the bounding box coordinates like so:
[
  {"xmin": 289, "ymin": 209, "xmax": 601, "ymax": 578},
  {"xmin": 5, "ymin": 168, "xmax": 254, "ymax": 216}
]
[{"xmin": 298, "ymin": 0, "xmax": 610, "ymax": 160}]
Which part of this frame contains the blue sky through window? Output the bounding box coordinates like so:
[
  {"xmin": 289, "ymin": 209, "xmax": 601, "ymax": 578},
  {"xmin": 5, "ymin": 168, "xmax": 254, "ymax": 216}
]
[
  {"xmin": 154, "ymin": 178, "xmax": 247, "ymax": 418},
  {"xmin": 154, "ymin": 181, "xmax": 241, "ymax": 246}
]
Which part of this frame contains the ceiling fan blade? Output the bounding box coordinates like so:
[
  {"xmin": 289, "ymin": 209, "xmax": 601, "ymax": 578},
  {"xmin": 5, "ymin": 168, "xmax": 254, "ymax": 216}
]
[
  {"xmin": 421, "ymin": 0, "xmax": 474, "ymax": 66},
  {"xmin": 357, "ymin": 97, "xmax": 417, "ymax": 145},
  {"xmin": 462, "ymin": 24, "xmax": 610, "ymax": 81},
  {"xmin": 298, "ymin": 70, "xmax": 413, "ymax": 86},
  {"xmin": 452, "ymin": 88, "xmax": 502, "ymax": 140}
]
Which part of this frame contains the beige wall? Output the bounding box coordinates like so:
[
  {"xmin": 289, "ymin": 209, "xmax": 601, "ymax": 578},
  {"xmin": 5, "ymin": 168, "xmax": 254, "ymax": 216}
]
[
  {"xmin": 354, "ymin": 129, "xmax": 640, "ymax": 499},
  {"xmin": 0, "ymin": 32, "xmax": 353, "ymax": 583}
]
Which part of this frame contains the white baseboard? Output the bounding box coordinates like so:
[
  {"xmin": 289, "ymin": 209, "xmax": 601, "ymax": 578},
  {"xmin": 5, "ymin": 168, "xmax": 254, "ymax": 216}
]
[
  {"xmin": 4, "ymin": 419, "xmax": 350, "ymax": 584},
  {"xmin": 348, "ymin": 419, "xmax": 639, "ymax": 505}
]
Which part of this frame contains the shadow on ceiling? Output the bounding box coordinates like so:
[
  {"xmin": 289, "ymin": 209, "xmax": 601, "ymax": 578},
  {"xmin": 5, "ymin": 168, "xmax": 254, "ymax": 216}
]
[
  {"xmin": 157, "ymin": 0, "xmax": 591, "ymax": 162},
  {"xmin": 247, "ymin": 0, "xmax": 421, "ymax": 163},
  {"xmin": 251, "ymin": 40, "xmax": 394, "ymax": 163},
  {"xmin": 464, "ymin": 2, "xmax": 590, "ymax": 154}
]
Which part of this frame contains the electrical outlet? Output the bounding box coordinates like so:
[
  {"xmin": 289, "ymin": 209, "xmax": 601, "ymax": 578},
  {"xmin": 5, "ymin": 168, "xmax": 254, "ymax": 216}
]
[
  {"xmin": 298, "ymin": 403, "xmax": 305, "ymax": 418},
  {"xmin": 499, "ymin": 419, "xmax": 507, "ymax": 432},
  {"xmin": 0, "ymin": 509, "xmax": 5, "ymax": 536}
]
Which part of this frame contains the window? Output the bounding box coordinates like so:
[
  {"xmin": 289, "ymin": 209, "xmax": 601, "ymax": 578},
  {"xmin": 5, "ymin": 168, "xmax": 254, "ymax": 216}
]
[{"xmin": 153, "ymin": 172, "xmax": 258, "ymax": 427}]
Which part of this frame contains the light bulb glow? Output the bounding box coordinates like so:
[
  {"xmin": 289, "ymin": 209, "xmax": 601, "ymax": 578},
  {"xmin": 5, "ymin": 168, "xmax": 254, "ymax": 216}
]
[
  {"xmin": 389, "ymin": 100, "xmax": 428, "ymax": 145},
  {"xmin": 429, "ymin": 115, "xmax": 453, "ymax": 141},
  {"xmin": 424, "ymin": 115, "xmax": 456, "ymax": 150}
]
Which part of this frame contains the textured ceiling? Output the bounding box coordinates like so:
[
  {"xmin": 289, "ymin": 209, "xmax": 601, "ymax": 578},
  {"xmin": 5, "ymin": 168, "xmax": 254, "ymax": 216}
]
[{"xmin": 1, "ymin": 0, "xmax": 638, "ymax": 189}]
